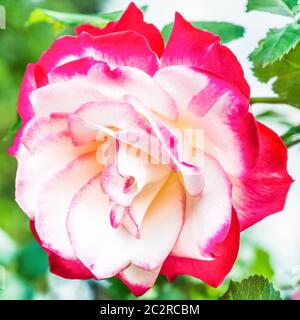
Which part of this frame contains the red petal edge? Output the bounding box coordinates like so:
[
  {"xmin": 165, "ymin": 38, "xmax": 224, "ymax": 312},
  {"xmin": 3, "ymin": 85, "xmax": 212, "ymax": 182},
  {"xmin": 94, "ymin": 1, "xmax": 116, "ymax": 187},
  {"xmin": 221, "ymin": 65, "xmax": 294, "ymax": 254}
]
[
  {"xmin": 30, "ymin": 220, "xmax": 94, "ymax": 279},
  {"xmin": 160, "ymin": 209, "xmax": 240, "ymax": 287},
  {"xmin": 161, "ymin": 12, "xmax": 250, "ymax": 100},
  {"xmin": 233, "ymin": 122, "xmax": 293, "ymax": 230},
  {"xmin": 75, "ymin": 2, "xmax": 164, "ymax": 57}
]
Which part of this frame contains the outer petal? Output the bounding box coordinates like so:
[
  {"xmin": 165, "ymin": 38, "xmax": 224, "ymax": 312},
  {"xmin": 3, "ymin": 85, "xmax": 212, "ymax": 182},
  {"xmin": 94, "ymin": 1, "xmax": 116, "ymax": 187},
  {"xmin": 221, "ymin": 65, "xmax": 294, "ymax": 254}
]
[
  {"xmin": 30, "ymin": 220, "xmax": 93, "ymax": 279},
  {"xmin": 17, "ymin": 64, "xmax": 48, "ymax": 123},
  {"xmin": 161, "ymin": 210, "xmax": 240, "ymax": 287},
  {"xmin": 9, "ymin": 64, "xmax": 48, "ymax": 155},
  {"xmin": 117, "ymin": 265, "xmax": 161, "ymax": 297},
  {"xmin": 35, "ymin": 152, "xmax": 102, "ymax": 259},
  {"xmin": 154, "ymin": 66, "xmax": 259, "ymax": 177},
  {"xmin": 15, "ymin": 118, "xmax": 97, "ymax": 219},
  {"xmin": 67, "ymin": 175, "xmax": 184, "ymax": 279},
  {"xmin": 76, "ymin": 2, "xmax": 164, "ymax": 57},
  {"xmin": 37, "ymin": 31, "xmax": 159, "ymax": 75},
  {"xmin": 172, "ymin": 154, "xmax": 232, "ymax": 260},
  {"xmin": 161, "ymin": 13, "xmax": 250, "ymax": 100},
  {"xmin": 18, "ymin": 114, "xmax": 68, "ymax": 151},
  {"xmin": 232, "ymin": 122, "xmax": 293, "ymax": 230},
  {"xmin": 75, "ymin": 22, "xmax": 116, "ymax": 37}
]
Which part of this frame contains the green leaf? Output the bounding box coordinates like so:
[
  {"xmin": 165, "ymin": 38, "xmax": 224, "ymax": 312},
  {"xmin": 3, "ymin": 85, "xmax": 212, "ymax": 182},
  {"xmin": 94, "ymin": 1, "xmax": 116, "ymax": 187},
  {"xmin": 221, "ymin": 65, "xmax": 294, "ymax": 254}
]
[
  {"xmin": 253, "ymin": 43, "xmax": 300, "ymax": 108},
  {"xmin": 220, "ymin": 275, "xmax": 282, "ymax": 300},
  {"xmin": 255, "ymin": 110, "xmax": 294, "ymax": 127},
  {"xmin": 161, "ymin": 21, "xmax": 245, "ymax": 44},
  {"xmin": 27, "ymin": 9, "xmax": 120, "ymax": 28},
  {"xmin": 250, "ymin": 23, "xmax": 300, "ymax": 67},
  {"xmin": 26, "ymin": 5, "xmax": 148, "ymax": 30},
  {"xmin": 246, "ymin": 0, "xmax": 300, "ymax": 17},
  {"xmin": 281, "ymin": 124, "xmax": 300, "ymax": 147},
  {"xmin": 251, "ymin": 248, "xmax": 274, "ymax": 280}
]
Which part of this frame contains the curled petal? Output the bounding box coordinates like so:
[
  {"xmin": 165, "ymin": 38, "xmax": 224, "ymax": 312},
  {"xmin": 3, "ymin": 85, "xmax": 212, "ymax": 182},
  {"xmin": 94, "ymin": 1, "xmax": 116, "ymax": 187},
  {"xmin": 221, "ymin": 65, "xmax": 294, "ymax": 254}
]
[
  {"xmin": 68, "ymin": 100, "xmax": 150, "ymax": 146},
  {"xmin": 172, "ymin": 154, "xmax": 232, "ymax": 259},
  {"xmin": 125, "ymin": 95, "xmax": 205, "ymax": 196}
]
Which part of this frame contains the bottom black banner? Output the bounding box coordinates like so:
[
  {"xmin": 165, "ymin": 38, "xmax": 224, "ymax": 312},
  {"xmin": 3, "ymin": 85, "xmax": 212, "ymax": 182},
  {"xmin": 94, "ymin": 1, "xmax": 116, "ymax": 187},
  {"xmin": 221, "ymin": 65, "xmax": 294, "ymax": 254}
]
[{"xmin": 0, "ymin": 300, "xmax": 296, "ymax": 318}]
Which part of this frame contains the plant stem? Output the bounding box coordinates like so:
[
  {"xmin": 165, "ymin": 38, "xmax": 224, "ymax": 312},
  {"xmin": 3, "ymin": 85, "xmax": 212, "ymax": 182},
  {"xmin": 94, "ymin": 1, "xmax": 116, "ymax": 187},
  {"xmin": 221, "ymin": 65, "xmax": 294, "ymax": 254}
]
[
  {"xmin": 286, "ymin": 138, "xmax": 300, "ymax": 148},
  {"xmin": 250, "ymin": 97, "xmax": 288, "ymax": 105}
]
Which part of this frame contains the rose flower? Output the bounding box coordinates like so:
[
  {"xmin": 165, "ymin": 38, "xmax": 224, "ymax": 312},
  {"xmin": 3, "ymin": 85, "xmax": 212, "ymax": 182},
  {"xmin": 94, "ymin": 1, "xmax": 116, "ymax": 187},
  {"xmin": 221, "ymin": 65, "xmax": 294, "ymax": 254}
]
[{"xmin": 9, "ymin": 3, "xmax": 292, "ymax": 296}]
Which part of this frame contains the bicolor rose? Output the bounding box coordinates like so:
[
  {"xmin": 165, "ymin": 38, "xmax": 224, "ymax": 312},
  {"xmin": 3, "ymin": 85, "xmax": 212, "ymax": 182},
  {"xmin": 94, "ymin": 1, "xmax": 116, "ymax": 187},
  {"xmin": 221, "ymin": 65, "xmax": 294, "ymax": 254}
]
[{"xmin": 9, "ymin": 3, "xmax": 292, "ymax": 296}]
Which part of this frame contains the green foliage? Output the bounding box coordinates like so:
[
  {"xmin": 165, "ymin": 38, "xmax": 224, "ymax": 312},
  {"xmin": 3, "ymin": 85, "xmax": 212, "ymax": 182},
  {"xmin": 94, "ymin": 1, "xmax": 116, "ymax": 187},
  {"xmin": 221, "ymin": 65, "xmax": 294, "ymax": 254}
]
[
  {"xmin": 250, "ymin": 249, "xmax": 275, "ymax": 280},
  {"xmin": 247, "ymin": 0, "xmax": 300, "ymax": 17},
  {"xmin": 27, "ymin": 5, "xmax": 148, "ymax": 32},
  {"xmin": 161, "ymin": 21, "xmax": 245, "ymax": 44},
  {"xmin": 27, "ymin": 9, "xmax": 122, "ymax": 30},
  {"xmin": 248, "ymin": 0, "xmax": 300, "ymax": 123},
  {"xmin": 0, "ymin": 272, "xmax": 34, "ymax": 300},
  {"xmin": 281, "ymin": 124, "xmax": 300, "ymax": 146},
  {"xmin": 17, "ymin": 241, "xmax": 49, "ymax": 280},
  {"xmin": 230, "ymin": 239, "xmax": 275, "ymax": 281},
  {"xmin": 220, "ymin": 275, "xmax": 282, "ymax": 300},
  {"xmin": 253, "ymin": 44, "xmax": 300, "ymax": 108},
  {"xmin": 0, "ymin": 0, "xmax": 102, "ymax": 301},
  {"xmin": 250, "ymin": 24, "xmax": 300, "ymax": 67},
  {"xmin": 0, "ymin": 230, "xmax": 17, "ymax": 266},
  {"xmin": 255, "ymin": 110, "xmax": 294, "ymax": 127}
]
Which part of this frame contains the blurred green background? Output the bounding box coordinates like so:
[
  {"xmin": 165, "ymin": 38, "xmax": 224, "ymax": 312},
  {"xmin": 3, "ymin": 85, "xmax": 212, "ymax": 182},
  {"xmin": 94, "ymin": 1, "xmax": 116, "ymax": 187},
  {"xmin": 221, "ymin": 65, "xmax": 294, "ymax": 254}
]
[{"xmin": 0, "ymin": 0, "xmax": 296, "ymax": 300}]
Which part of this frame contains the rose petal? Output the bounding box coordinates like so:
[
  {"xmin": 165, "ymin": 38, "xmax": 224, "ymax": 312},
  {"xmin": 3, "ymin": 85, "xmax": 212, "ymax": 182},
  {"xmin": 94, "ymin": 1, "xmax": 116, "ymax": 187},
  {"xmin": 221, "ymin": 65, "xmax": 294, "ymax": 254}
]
[
  {"xmin": 17, "ymin": 64, "xmax": 48, "ymax": 123},
  {"xmin": 30, "ymin": 220, "xmax": 93, "ymax": 279},
  {"xmin": 118, "ymin": 264, "xmax": 160, "ymax": 297},
  {"xmin": 161, "ymin": 13, "xmax": 250, "ymax": 100},
  {"xmin": 76, "ymin": 2, "xmax": 164, "ymax": 57},
  {"xmin": 67, "ymin": 175, "xmax": 184, "ymax": 278},
  {"xmin": 161, "ymin": 210, "xmax": 240, "ymax": 287},
  {"xmin": 30, "ymin": 81, "xmax": 107, "ymax": 118},
  {"xmin": 172, "ymin": 153, "xmax": 232, "ymax": 259},
  {"xmin": 154, "ymin": 66, "xmax": 259, "ymax": 177},
  {"xmin": 121, "ymin": 175, "xmax": 169, "ymax": 238},
  {"xmin": 35, "ymin": 152, "xmax": 102, "ymax": 259},
  {"xmin": 39, "ymin": 61, "xmax": 177, "ymax": 120},
  {"xmin": 125, "ymin": 95, "xmax": 205, "ymax": 196},
  {"xmin": 37, "ymin": 31, "xmax": 159, "ymax": 75},
  {"xmin": 68, "ymin": 100, "xmax": 150, "ymax": 145},
  {"xmin": 232, "ymin": 122, "xmax": 293, "ymax": 230},
  {"xmin": 16, "ymin": 121, "xmax": 97, "ymax": 219}
]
